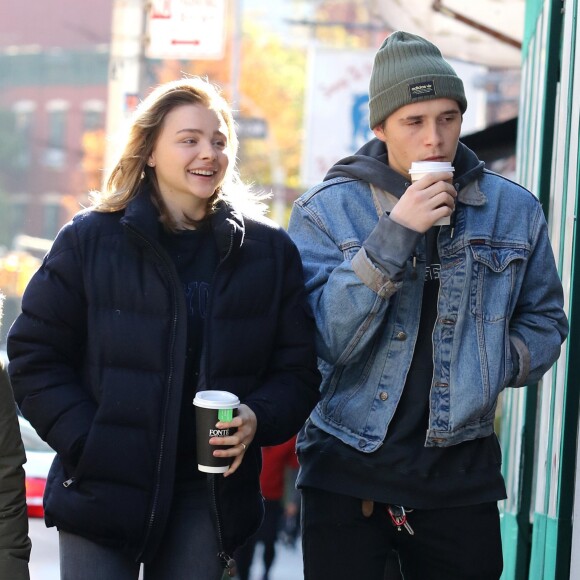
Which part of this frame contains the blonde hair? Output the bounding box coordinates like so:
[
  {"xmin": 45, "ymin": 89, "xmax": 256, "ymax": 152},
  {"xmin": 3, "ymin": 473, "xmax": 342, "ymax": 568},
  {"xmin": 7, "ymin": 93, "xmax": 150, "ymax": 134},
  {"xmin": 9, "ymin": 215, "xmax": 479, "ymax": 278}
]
[{"xmin": 91, "ymin": 77, "xmax": 266, "ymax": 228}]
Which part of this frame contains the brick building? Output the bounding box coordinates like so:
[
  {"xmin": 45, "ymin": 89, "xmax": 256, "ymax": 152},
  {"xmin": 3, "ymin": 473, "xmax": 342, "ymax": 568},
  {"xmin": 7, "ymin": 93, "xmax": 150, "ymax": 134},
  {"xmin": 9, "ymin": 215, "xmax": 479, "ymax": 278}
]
[{"xmin": 0, "ymin": 0, "xmax": 113, "ymax": 243}]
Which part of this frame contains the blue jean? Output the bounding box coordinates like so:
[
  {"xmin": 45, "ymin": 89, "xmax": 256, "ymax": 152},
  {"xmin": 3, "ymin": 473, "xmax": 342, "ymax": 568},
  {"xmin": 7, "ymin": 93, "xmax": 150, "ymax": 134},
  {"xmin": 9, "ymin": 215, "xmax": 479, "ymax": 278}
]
[
  {"xmin": 59, "ymin": 481, "xmax": 223, "ymax": 580},
  {"xmin": 301, "ymin": 487, "xmax": 503, "ymax": 580}
]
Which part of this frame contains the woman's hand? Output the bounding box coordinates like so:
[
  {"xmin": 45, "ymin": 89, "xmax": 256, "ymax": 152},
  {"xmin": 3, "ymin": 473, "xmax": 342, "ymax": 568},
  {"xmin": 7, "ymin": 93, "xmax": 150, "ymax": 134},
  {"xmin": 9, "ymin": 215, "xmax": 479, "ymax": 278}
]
[{"xmin": 209, "ymin": 404, "xmax": 257, "ymax": 477}]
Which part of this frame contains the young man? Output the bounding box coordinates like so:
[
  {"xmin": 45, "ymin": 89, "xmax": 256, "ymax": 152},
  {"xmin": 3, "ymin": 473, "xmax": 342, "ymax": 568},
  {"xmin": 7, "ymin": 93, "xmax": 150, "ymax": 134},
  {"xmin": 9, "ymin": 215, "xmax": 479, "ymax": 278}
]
[{"xmin": 288, "ymin": 31, "xmax": 568, "ymax": 580}]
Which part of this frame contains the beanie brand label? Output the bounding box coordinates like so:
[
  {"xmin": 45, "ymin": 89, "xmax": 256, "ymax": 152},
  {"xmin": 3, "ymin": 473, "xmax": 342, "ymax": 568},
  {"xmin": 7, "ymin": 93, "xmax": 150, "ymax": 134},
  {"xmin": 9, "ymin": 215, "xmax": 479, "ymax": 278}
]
[{"xmin": 409, "ymin": 80, "xmax": 436, "ymax": 99}]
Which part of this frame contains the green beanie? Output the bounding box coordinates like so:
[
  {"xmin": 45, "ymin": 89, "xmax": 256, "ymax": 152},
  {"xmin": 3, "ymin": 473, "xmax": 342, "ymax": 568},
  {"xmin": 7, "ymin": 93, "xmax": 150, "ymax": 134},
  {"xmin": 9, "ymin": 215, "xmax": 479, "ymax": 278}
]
[{"xmin": 368, "ymin": 31, "xmax": 467, "ymax": 129}]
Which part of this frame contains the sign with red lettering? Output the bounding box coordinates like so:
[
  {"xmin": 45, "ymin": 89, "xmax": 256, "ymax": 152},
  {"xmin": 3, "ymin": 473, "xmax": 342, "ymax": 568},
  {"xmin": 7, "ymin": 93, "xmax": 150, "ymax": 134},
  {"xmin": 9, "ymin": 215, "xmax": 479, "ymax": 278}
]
[{"xmin": 146, "ymin": 0, "xmax": 226, "ymax": 60}]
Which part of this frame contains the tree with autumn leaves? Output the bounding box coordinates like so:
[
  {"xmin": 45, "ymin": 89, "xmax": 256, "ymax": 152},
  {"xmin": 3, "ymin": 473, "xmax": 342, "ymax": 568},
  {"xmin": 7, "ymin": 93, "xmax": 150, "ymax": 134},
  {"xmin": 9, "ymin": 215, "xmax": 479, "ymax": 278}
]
[{"xmin": 81, "ymin": 128, "xmax": 106, "ymax": 193}]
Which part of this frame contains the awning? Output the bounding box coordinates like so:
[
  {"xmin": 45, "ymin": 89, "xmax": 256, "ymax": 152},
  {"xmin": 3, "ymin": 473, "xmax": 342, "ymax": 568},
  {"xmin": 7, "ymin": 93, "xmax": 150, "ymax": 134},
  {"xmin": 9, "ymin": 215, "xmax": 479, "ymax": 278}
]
[
  {"xmin": 372, "ymin": 0, "xmax": 524, "ymax": 68},
  {"xmin": 461, "ymin": 116, "xmax": 518, "ymax": 163}
]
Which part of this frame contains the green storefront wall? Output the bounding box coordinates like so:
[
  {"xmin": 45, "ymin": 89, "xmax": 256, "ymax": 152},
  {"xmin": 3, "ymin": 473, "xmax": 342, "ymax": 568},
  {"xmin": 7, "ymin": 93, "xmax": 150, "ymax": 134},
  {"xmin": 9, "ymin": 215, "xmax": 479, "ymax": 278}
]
[{"xmin": 500, "ymin": 1, "xmax": 579, "ymax": 579}]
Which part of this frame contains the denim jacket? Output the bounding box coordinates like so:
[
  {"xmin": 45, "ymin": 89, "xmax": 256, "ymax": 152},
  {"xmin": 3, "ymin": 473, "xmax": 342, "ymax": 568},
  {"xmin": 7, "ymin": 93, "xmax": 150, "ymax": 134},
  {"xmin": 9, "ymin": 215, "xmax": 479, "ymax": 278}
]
[{"xmin": 288, "ymin": 169, "xmax": 568, "ymax": 451}]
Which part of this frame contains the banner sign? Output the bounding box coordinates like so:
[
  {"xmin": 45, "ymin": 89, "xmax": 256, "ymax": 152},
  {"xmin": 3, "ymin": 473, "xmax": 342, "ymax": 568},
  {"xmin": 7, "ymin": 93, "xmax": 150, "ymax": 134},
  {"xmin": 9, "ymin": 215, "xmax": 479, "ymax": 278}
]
[
  {"xmin": 300, "ymin": 46, "xmax": 487, "ymax": 187},
  {"xmin": 146, "ymin": 0, "xmax": 226, "ymax": 60}
]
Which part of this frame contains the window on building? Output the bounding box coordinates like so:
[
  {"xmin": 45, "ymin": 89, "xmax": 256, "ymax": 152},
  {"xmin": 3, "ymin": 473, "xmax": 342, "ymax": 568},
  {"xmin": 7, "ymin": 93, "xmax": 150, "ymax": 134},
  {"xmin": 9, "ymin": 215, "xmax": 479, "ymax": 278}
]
[
  {"xmin": 13, "ymin": 100, "xmax": 36, "ymax": 169},
  {"xmin": 82, "ymin": 100, "xmax": 105, "ymax": 131},
  {"xmin": 42, "ymin": 201, "xmax": 61, "ymax": 239},
  {"xmin": 44, "ymin": 100, "xmax": 69, "ymax": 169},
  {"xmin": 9, "ymin": 201, "xmax": 27, "ymax": 241}
]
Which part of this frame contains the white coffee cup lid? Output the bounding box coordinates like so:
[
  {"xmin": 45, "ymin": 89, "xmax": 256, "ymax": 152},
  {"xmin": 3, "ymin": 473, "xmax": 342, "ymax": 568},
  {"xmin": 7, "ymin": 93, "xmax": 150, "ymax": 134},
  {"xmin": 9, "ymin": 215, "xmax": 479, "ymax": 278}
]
[
  {"xmin": 193, "ymin": 390, "xmax": 240, "ymax": 409},
  {"xmin": 409, "ymin": 161, "xmax": 454, "ymax": 174}
]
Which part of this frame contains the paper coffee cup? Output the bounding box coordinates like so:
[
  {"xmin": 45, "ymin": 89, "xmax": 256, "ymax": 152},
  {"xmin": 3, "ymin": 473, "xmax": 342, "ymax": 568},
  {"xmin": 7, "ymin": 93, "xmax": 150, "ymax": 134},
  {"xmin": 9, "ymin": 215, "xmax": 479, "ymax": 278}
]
[
  {"xmin": 193, "ymin": 390, "xmax": 240, "ymax": 473},
  {"xmin": 408, "ymin": 161, "xmax": 455, "ymax": 226}
]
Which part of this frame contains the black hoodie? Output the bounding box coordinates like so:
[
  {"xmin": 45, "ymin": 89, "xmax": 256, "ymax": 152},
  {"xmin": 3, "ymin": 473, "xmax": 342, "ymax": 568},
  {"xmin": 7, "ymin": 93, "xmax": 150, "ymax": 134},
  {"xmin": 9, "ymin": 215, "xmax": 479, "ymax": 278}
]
[
  {"xmin": 325, "ymin": 138, "xmax": 484, "ymax": 281},
  {"xmin": 325, "ymin": 136, "xmax": 483, "ymax": 193}
]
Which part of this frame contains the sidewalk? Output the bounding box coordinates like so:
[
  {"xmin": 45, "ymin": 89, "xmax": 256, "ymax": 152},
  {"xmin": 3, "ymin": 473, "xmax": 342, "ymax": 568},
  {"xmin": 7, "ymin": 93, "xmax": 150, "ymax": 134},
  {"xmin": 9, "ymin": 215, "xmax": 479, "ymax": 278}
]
[{"xmin": 239, "ymin": 540, "xmax": 304, "ymax": 580}]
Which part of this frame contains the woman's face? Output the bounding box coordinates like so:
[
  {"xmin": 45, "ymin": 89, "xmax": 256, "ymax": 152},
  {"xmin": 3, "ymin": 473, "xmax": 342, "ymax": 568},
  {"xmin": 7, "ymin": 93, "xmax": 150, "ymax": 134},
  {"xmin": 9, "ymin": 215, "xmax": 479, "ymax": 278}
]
[{"xmin": 148, "ymin": 103, "xmax": 231, "ymax": 224}]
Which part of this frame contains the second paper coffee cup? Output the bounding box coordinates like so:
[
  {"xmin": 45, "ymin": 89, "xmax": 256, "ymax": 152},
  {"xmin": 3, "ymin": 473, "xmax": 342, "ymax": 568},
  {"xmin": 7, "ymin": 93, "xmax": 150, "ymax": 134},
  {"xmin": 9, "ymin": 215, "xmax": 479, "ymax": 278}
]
[
  {"xmin": 408, "ymin": 161, "xmax": 455, "ymax": 226},
  {"xmin": 193, "ymin": 390, "xmax": 240, "ymax": 473}
]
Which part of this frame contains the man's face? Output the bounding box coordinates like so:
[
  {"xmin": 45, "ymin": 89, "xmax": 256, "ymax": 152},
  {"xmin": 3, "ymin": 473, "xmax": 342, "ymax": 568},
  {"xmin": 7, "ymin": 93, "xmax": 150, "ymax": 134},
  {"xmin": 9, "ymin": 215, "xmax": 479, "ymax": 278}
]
[{"xmin": 372, "ymin": 98, "xmax": 463, "ymax": 179}]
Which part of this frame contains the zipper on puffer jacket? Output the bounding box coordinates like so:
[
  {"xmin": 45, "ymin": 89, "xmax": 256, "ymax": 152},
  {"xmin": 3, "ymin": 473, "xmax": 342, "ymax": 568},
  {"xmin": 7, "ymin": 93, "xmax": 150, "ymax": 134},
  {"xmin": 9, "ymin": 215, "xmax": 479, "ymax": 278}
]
[
  {"xmin": 202, "ymin": 230, "xmax": 237, "ymax": 576},
  {"xmin": 209, "ymin": 474, "xmax": 237, "ymax": 577},
  {"xmin": 124, "ymin": 224, "xmax": 180, "ymax": 560}
]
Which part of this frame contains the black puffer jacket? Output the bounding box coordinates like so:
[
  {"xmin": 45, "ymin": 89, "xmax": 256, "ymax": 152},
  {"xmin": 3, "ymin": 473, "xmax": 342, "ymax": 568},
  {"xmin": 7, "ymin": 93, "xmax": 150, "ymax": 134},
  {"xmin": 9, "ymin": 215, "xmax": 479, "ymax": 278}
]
[{"xmin": 7, "ymin": 189, "xmax": 320, "ymax": 563}]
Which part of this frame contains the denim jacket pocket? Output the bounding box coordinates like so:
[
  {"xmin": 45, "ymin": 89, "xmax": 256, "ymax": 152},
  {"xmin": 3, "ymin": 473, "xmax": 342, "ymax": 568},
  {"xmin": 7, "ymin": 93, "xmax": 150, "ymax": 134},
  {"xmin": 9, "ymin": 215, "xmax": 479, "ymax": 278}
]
[{"xmin": 469, "ymin": 241, "xmax": 529, "ymax": 322}]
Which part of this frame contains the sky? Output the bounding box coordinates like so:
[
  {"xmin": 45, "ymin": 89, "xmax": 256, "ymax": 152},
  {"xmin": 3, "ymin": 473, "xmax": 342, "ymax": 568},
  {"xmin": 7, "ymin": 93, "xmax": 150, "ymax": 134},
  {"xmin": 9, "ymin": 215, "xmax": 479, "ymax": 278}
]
[{"xmin": 241, "ymin": 0, "xmax": 296, "ymax": 35}]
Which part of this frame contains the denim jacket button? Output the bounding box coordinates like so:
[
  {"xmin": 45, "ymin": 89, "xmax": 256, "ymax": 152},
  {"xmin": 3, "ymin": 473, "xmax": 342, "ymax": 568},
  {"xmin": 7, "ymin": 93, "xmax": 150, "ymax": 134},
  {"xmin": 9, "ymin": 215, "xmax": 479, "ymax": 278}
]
[
  {"xmin": 379, "ymin": 391, "xmax": 389, "ymax": 401},
  {"xmin": 395, "ymin": 331, "xmax": 407, "ymax": 341}
]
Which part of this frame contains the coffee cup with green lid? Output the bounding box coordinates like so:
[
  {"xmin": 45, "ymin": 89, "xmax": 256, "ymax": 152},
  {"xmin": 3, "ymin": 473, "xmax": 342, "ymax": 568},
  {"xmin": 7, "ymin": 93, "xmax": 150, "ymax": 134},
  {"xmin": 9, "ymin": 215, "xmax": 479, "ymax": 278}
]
[{"xmin": 193, "ymin": 390, "xmax": 240, "ymax": 473}]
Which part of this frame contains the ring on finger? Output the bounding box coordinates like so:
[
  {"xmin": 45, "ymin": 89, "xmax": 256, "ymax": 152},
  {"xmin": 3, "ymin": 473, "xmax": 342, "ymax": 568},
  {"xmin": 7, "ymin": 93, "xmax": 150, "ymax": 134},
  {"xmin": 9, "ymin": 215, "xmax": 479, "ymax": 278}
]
[{"xmin": 241, "ymin": 442, "xmax": 247, "ymax": 451}]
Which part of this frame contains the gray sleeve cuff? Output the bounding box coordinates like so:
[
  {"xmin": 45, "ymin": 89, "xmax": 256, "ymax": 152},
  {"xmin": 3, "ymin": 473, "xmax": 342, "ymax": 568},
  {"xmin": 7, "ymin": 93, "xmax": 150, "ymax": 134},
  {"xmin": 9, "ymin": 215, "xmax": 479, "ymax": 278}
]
[
  {"xmin": 363, "ymin": 213, "xmax": 422, "ymax": 281},
  {"xmin": 510, "ymin": 334, "xmax": 530, "ymax": 387},
  {"xmin": 352, "ymin": 248, "xmax": 402, "ymax": 298}
]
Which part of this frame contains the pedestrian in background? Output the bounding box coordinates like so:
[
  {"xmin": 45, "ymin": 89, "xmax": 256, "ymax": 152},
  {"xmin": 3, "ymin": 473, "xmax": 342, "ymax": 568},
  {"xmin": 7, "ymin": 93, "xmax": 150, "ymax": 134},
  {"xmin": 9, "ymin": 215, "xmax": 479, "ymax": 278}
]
[
  {"xmin": 288, "ymin": 31, "xmax": 568, "ymax": 579},
  {"xmin": 7, "ymin": 76, "xmax": 320, "ymax": 580},
  {"xmin": 0, "ymin": 293, "xmax": 31, "ymax": 580},
  {"xmin": 234, "ymin": 435, "xmax": 300, "ymax": 580}
]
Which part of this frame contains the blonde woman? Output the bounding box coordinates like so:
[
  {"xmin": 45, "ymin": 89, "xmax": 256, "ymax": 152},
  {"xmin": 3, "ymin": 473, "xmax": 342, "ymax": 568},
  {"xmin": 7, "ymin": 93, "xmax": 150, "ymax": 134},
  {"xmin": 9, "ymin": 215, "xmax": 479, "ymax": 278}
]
[{"xmin": 8, "ymin": 77, "xmax": 320, "ymax": 579}]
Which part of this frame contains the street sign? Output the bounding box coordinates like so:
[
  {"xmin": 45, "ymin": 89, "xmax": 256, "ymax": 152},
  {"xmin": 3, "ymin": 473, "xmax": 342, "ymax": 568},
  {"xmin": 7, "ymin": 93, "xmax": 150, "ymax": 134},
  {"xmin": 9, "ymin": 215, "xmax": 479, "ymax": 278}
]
[
  {"xmin": 146, "ymin": 0, "xmax": 227, "ymax": 60},
  {"xmin": 236, "ymin": 117, "xmax": 268, "ymax": 139}
]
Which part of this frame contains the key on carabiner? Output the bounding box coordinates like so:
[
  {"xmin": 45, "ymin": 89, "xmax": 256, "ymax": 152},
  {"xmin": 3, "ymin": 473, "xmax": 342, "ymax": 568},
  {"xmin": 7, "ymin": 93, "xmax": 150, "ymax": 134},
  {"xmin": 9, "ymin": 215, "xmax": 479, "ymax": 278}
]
[{"xmin": 387, "ymin": 505, "xmax": 415, "ymax": 536}]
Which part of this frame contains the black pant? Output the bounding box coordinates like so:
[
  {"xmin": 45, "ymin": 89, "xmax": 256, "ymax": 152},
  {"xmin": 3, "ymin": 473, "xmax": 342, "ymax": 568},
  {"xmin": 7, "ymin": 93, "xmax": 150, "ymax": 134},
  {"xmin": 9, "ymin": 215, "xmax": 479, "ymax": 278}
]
[{"xmin": 301, "ymin": 487, "xmax": 503, "ymax": 580}]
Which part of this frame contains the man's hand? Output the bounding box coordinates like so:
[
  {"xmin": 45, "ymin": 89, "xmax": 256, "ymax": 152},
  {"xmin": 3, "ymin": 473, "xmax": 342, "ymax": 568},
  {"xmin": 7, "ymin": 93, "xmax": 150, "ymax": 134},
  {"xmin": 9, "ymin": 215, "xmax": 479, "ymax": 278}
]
[{"xmin": 389, "ymin": 171, "xmax": 456, "ymax": 232}]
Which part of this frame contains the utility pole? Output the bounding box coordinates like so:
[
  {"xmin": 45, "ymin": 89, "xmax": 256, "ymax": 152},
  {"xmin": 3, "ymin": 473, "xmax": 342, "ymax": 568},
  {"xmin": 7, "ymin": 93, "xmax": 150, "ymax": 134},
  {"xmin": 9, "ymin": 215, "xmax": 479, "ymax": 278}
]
[
  {"xmin": 230, "ymin": 0, "xmax": 243, "ymax": 112},
  {"xmin": 103, "ymin": 0, "xmax": 147, "ymax": 183}
]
